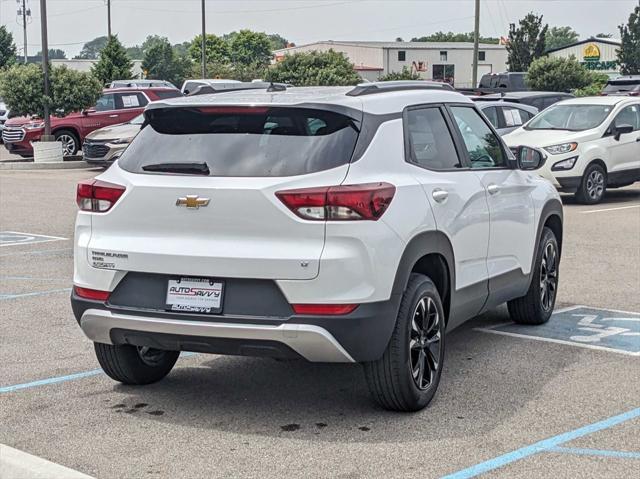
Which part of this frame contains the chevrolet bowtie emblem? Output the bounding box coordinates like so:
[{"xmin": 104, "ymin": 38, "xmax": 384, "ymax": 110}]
[{"xmin": 176, "ymin": 195, "xmax": 210, "ymax": 209}]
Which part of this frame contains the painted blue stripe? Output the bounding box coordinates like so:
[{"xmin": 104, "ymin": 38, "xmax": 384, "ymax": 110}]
[
  {"xmin": 441, "ymin": 407, "xmax": 640, "ymax": 479},
  {"xmin": 0, "ymin": 288, "xmax": 72, "ymax": 300},
  {"xmin": 0, "ymin": 352, "xmax": 198, "ymax": 394},
  {"xmin": 550, "ymin": 446, "xmax": 640, "ymax": 459},
  {"xmin": 0, "ymin": 369, "xmax": 104, "ymax": 393}
]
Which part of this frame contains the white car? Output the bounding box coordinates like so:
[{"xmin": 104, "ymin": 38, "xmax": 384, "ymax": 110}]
[
  {"xmin": 72, "ymin": 82, "xmax": 563, "ymax": 411},
  {"xmin": 505, "ymin": 96, "xmax": 640, "ymax": 204},
  {"xmin": 0, "ymin": 98, "xmax": 9, "ymax": 138}
]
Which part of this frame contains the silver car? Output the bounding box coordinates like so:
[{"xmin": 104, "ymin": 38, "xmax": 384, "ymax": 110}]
[
  {"xmin": 83, "ymin": 114, "xmax": 144, "ymax": 165},
  {"xmin": 476, "ymin": 101, "xmax": 538, "ymax": 136},
  {"xmin": 0, "ymin": 98, "xmax": 9, "ymax": 140}
]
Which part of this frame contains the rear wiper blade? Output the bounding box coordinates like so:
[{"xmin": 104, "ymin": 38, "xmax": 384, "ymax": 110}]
[{"xmin": 142, "ymin": 162, "xmax": 210, "ymax": 175}]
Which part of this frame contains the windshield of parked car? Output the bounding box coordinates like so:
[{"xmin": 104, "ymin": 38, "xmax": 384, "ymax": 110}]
[
  {"xmin": 525, "ymin": 104, "xmax": 613, "ymax": 131},
  {"xmin": 119, "ymin": 106, "xmax": 360, "ymax": 177}
]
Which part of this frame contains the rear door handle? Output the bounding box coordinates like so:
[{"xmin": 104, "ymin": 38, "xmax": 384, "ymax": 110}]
[
  {"xmin": 432, "ymin": 189, "xmax": 449, "ymax": 203},
  {"xmin": 636, "ymin": 137, "xmax": 640, "ymax": 142},
  {"xmin": 487, "ymin": 184, "xmax": 500, "ymax": 195}
]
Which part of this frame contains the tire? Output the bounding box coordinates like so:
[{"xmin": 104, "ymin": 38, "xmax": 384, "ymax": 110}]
[
  {"xmin": 53, "ymin": 129, "xmax": 80, "ymax": 157},
  {"xmin": 508, "ymin": 227, "xmax": 559, "ymax": 325},
  {"xmin": 363, "ymin": 273, "xmax": 446, "ymax": 412},
  {"xmin": 94, "ymin": 343, "xmax": 179, "ymax": 385},
  {"xmin": 576, "ymin": 163, "xmax": 606, "ymax": 204}
]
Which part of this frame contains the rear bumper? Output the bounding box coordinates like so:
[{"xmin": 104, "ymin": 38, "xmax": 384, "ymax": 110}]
[
  {"xmin": 71, "ymin": 292, "xmax": 400, "ymax": 363},
  {"xmin": 81, "ymin": 308, "xmax": 355, "ymax": 362}
]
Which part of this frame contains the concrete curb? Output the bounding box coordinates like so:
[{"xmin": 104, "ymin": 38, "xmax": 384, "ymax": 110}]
[
  {"xmin": 0, "ymin": 161, "xmax": 96, "ymax": 171},
  {"xmin": 0, "ymin": 444, "xmax": 94, "ymax": 479}
]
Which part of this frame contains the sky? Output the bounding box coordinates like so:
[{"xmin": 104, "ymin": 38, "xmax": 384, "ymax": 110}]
[{"xmin": 0, "ymin": 0, "xmax": 637, "ymax": 58}]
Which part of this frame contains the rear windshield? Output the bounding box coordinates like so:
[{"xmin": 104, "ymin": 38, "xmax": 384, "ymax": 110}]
[
  {"xmin": 118, "ymin": 107, "xmax": 359, "ymax": 177},
  {"xmin": 603, "ymin": 80, "xmax": 640, "ymax": 93}
]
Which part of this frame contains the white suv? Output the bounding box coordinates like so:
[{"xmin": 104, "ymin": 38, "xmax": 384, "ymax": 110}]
[
  {"xmin": 505, "ymin": 96, "xmax": 640, "ymax": 204},
  {"xmin": 72, "ymin": 82, "xmax": 563, "ymax": 411}
]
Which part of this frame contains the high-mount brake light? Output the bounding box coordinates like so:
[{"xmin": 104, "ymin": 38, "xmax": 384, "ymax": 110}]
[
  {"xmin": 276, "ymin": 183, "xmax": 395, "ymax": 221},
  {"xmin": 76, "ymin": 179, "xmax": 125, "ymax": 212}
]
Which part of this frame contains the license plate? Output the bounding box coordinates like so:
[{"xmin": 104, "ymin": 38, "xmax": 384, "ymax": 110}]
[{"xmin": 166, "ymin": 277, "xmax": 224, "ymax": 314}]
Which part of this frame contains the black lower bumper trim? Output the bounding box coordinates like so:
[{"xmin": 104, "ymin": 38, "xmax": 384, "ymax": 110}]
[{"xmin": 556, "ymin": 176, "xmax": 581, "ymax": 193}]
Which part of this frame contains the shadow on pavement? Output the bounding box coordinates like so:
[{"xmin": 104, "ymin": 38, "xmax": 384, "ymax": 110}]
[{"xmin": 110, "ymin": 306, "xmax": 584, "ymax": 444}]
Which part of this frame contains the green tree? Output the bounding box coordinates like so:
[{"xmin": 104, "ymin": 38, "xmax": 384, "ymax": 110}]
[
  {"xmin": 380, "ymin": 67, "xmax": 420, "ymax": 81},
  {"xmin": 75, "ymin": 36, "xmax": 108, "ymax": 59},
  {"xmin": 0, "ymin": 25, "xmax": 17, "ymax": 69},
  {"xmin": 229, "ymin": 30, "xmax": 272, "ymax": 67},
  {"xmin": 92, "ymin": 35, "xmax": 133, "ymax": 84},
  {"xmin": 506, "ymin": 13, "xmax": 548, "ymax": 71},
  {"xmin": 189, "ymin": 34, "xmax": 230, "ymax": 68},
  {"xmin": 268, "ymin": 33, "xmax": 292, "ymax": 50},
  {"xmin": 142, "ymin": 37, "xmax": 192, "ymax": 86},
  {"xmin": 125, "ymin": 45, "xmax": 144, "ymax": 59},
  {"xmin": 595, "ymin": 33, "xmax": 613, "ymax": 38},
  {"xmin": 411, "ymin": 31, "xmax": 499, "ymax": 44},
  {"xmin": 35, "ymin": 49, "xmax": 67, "ymax": 60},
  {"xmin": 526, "ymin": 55, "xmax": 601, "ymax": 92},
  {"xmin": 266, "ymin": 50, "xmax": 360, "ymax": 86},
  {"xmin": 574, "ymin": 72, "xmax": 609, "ymax": 97},
  {"xmin": 0, "ymin": 63, "xmax": 101, "ymax": 117},
  {"xmin": 617, "ymin": 6, "xmax": 640, "ymax": 75},
  {"xmin": 545, "ymin": 26, "xmax": 579, "ymax": 50}
]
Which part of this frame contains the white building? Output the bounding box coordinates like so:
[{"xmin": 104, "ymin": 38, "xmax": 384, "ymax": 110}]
[
  {"xmin": 273, "ymin": 41, "xmax": 508, "ymax": 87},
  {"xmin": 51, "ymin": 59, "xmax": 144, "ymax": 79},
  {"xmin": 547, "ymin": 38, "xmax": 621, "ymax": 76}
]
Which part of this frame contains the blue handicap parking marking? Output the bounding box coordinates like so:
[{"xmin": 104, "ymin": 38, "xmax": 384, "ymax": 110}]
[
  {"xmin": 477, "ymin": 306, "xmax": 640, "ymax": 356},
  {"xmin": 0, "ymin": 231, "xmax": 67, "ymax": 247}
]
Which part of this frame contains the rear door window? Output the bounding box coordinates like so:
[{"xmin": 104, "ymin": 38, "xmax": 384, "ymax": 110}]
[
  {"xmin": 405, "ymin": 107, "xmax": 462, "ymax": 170},
  {"xmin": 116, "ymin": 93, "xmax": 148, "ymax": 109},
  {"xmin": 119, "ymin": 107, "xmax": 360, "ymax": 177},
  {"xmin": 482, "ymin": 106, "xmax": 500, "ymax": 128},
  {"xmin": 501, "ymin": 106, "xmax": 526, "ymax": 127}
]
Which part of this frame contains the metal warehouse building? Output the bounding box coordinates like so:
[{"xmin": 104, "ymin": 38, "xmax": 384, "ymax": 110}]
[
  {"xmin": 273, "ymin": 40, "xmax": 508, "ymax": 87},
  {"xmin": 546, "ymin": 37, "xmax": 622, "ymax": 76}
]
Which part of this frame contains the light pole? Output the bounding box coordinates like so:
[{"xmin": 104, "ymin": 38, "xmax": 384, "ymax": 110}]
[
  {"xmin": 472, "ymin": 0, "xmax": 480, "ymax": 88},
  {"xmin": 106, "ymin": 0, "xmax": 111, "ymax": 40},
  {"xmin": 39, "ymin": 0, "xmax": 51, "ymax": 137},
  {"xmin": 201, "ymin": 0, "xmax": 206, "ymax": 78}
]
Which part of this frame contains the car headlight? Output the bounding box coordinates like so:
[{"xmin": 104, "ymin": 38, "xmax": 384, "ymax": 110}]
[
  {"xmin": 551, "ymin": 156, "xmax": 578, "ymax": 171},
  {"xmin": 109, "ymin": 138, "xmax": 132, "ymax": 145},
  {"xmin": 544, "ymin": 142, "xmax": 578, "ymax": 155},
  {"xmin": 24, "ymin": 121, "xmax": 45, "ymax": 130}
]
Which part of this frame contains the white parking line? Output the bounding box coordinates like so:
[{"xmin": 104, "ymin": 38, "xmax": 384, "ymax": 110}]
[
  {"xmin": 0, "ymin": 444, "xmax": 94, "ymax": 478},
  {"xmin": 581, "ymin": 204, "xmax": 640, "ymax": 214}
]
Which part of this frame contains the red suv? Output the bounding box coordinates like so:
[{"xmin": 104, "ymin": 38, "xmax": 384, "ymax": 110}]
[{"xmin": 2, "ymin": 87, "xmax": 182, "ymax": 157}]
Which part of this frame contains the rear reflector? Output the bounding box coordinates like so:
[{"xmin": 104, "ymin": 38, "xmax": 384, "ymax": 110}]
[
  {"xmin": 76, "ymin": 179, "xmax": 125, "ymax": 212},
  {"xmin": 276, "ymin": 182, "xmax": 395, "ymax": 221},
  {"xmin": 292, "ymin": 304, "xmax": 358, "ymax": 315},
  {"xmin": 73, "ymin": 286, "xmax": 110, "ymax": 301}
]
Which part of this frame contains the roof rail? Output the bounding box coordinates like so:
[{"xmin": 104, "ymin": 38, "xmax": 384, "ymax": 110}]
[
  {"xmin": 187, "ymin": 81, "xmax": 289, "ymax": 96},
  {"xmin": 346, "ymin": 80, "xmax": 455, "ymax": 97}
]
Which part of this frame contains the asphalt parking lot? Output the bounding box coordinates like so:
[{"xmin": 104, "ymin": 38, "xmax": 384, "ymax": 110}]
[{"xmin": 1, "ymin": 168, "xmax": 639, "ymax": 479}]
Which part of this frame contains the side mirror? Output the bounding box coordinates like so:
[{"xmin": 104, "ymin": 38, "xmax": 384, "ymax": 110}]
[
  {"xmin": 514, "ymin": 146, "xmax": 547, "ymax": 170},
  {"xmin": 614, "ymin": 123, "xmax": 634, "ymax": 141}
]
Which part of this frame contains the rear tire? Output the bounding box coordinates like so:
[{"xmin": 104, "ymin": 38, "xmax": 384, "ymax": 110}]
[
  {"xmin": 576, "ymin": 163, "xmax": 606, "ymax": 204},
  {"xmin": 94, "ymin": 343, "xmax": 179, "ymax": 385},
  {"xmin": 508, "ymin": 227, "xmax": 559, "ymax": 325},
  {"xmin": 363, "ymin": 273, "xmax": 445, "ymax": 412}
]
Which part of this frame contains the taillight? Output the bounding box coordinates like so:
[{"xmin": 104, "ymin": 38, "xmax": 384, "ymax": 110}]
[
  {"xmin": 630, "ymin": 91, "xmax": 639, "ymax": 97},
  {"xmin": 73, "ymin": 286, "xmax": 110, "ymax": 301},
  {"xmin": 276, "ymin": 182, "xmax": 395, "ymax": 221},
  {"xmin": 76, "ymin": 179, "xmax": 125, "ymax": 212},
  {"xmin": 292, "ymin": 304, "xmax": 358, "ymax": 315}
]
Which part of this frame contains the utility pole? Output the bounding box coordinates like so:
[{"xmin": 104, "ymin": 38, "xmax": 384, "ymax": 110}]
[
  {"xmin": 201, "ymin": 0, "xmax": 206, "ymax": 78},
  {"xmin": 17, "ymin": 0, "xmax": 32, "ymax": 63},
  {"xmin": 472, "ymin": 0, "xmax": 480, "ymax": 88},
  {"xmin": 106, "ymin": 0, "xmax": 112, "ymax": 40},
  {"xmin": 39, "ymin": 0, "xmax": 51, "ymax": 137}
]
